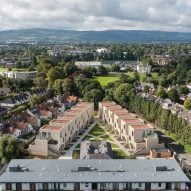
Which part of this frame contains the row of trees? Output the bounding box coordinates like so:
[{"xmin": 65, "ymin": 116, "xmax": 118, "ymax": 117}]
[{"xmin": 128, "ymin": 95, "xmax": 191, "ymax": 151}]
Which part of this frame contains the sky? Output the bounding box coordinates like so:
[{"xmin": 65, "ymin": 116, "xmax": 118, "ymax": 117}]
[{"xmin": 0, "ymin": 0, "xmax": 191, "ymax": 32}]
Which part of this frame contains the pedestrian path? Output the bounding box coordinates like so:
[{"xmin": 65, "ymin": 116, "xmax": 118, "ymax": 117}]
[{"xmin": 59, "ymin": 119, "xmax": 98, "ymax": 159}]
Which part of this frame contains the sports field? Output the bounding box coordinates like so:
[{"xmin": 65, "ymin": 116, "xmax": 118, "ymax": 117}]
[{"xmin": 95, "ymin": 75, "xmax": 120, "ymax": 86}]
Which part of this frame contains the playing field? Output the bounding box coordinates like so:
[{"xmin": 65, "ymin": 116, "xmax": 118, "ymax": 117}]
[{"xmin": 95, "ymin": 75, "xmax": 120, "ymax": 86}]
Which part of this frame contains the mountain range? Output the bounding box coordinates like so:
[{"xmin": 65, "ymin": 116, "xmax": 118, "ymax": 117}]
[{"xmin": 1, "ymin": 28, "xmax": 191, "ymax": 43}]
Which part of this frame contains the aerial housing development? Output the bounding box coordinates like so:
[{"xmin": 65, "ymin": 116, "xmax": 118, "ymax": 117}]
[{"xmin": 1, "ymin": 9, "xmax": 191, "ymax": 190}]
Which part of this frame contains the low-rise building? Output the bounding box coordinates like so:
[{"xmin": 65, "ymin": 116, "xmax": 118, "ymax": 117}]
[
  {"xmin": 150, "ymin": 148, "xmax": 172, "ymax": 158},
  {"xmin": 80, "ymin": 140, "xmax": 113, "ymax": 159},
  {"xmin": 137, "ymin": 63, "xmax": 151, "ymax": 74},
  {"xmin": 0, "ymin": 159, "xmax": 189, "ymax": 191},
  {"xmin": 75, "ymin": 61, "xmax": 102, "ymax": 68},
  {"xmin": 0, "ymin": 71, "xmax": 37, "ymax": 80},
  {"xmin": 99, "ymin": 102, "xmax": 165, "ymax": 154},
  {"xmin": 28, "ymin": 102, "xmax": 94, "ymax": 156}
]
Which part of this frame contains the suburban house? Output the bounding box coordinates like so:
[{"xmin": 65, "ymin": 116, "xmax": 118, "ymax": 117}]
[
  {"xmin": 136, "ymin": 63, "xmax": 151, "ymax": 74},
  {"xmin": 28, "ymin": 102, "xmax": 94, "ymax": 156},
  {"xmin": 0, "ymin": 159, "xmax": 189, "ymax": 191},
  {"xmin": 0, "ymin": 93, "xmax": 30, "ymax": 108},
  {"xmin": 80, "ymin": 140, "xmax": 113, "ymax": 159},
  {"xmin": 0, "ymin": 88, "xmax": 10, "ymax": 95},
  {"xmin": 99, "ymin": 102, "xmax": 165, "ymax": 155},
  {"xmin": 0, "ymin": 107, "xmax": 8, "ymax": 116}
]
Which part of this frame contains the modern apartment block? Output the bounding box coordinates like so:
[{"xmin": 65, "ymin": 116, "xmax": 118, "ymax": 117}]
[
  {"xmin": 28, "ymin": 102, "xmax": 94, "ymax": 156},
  {"xmin": 99, "ymin": 102, "xmax": 165, "ymax": 154},
  {"xmin": 0, "ymin": 159, "xmax": 189, "ymax": 191}
]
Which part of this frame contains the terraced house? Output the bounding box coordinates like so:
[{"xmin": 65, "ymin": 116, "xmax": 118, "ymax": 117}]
[
  {"xmin": 99, "ymin": 102, "xmax": 165, "ymax": 154},
  {"xmin": 28, "ymin": 102, "xmax": 94, "ymax": 156}
]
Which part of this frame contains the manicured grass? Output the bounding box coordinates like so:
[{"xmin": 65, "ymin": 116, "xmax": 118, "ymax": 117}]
[
  {"xmin": 72, "ymin": 150, "xmax": 80, "ymax": 159},
  {"xmin": 95, "ymin": 75, "xmax": 120, "ymax": 86},
  {"xmin": 0, "ymin": 67, "xmax": 27, "ymax": 72},
  {"xmin": 88, "ymin": 124, "xmax": 105, "ymax": 136}
]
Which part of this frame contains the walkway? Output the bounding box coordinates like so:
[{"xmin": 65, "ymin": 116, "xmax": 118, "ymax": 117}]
[{"xmin": 59, "ymin": 119, "xmax": 98, "ymax": 159}]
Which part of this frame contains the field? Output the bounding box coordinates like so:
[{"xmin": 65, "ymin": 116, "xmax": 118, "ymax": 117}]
[
  {"xmin": 95, "ymin": 75, "xmax": 120, "ymax": 86},
  {"xmin": 0, "ymin": 67, "xmax": 27, "ymax": 72}
]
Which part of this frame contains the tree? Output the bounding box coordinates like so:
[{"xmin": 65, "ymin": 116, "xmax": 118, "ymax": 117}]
[
  {"xmin": 29, "ymin": 95, "xmax": 44, "ymax": 108},
  {"xmin": 83, "ymin": 89, "xmax": 104, "ymax": 108},
  {"xmin": 53, "ymin": 79, "xmax": 63, "ymax": 94},
  {"xmin": 34, "ymin": 76, "xmax": 47, "ymax": 88},
  {"xmin": 0, "ymin": 135, "xmax": 22, "ymax": 164},
  {"xmin": 62, "ymin": 78, "xmax": 77, "ymax": 95},
  {"xmin": 184, "ymin": 99, "xmax": 191, "ymax": 110},
  {"xmin": 111, "ymin": 64, "xmax": 120, "ymax": 72},
  {"xmin": 114, "ymin": 83, "xmax": 135, "ymax": 106},
  {"xmin": 179, "ymin": 86, "xmax": 189, "ymax": 95},
  {"xmin": 47, "ymin": 67, "xmax": 64, "ymax": 87},
  {"xmin": 167, "ymin": 88, "xmax": 179, "ymax": 102},
  {"xmin": 97, "ymin": 65, "xmax": 108, "ymax": 76},
  {"xmin": 156, "ymin": 87, "xmax": 167, "ymax": 98},
  {"xmin": 64, "ymin": 62, "xmax": 78, "ymax": 77}
]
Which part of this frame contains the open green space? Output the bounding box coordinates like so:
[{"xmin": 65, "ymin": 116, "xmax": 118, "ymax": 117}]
[
  {"xmin": 95, "ymin": 75, "xmax": 120, "ymax": 86},
  {"xmin": 88, "ymin": 124, "xmax": 105, "ymax": 136},
  {"xmin": 72, "ymin": 150, "xmax": 80, "ymax": 159},
  {"xmin": 0, "ymin": 67, "xmax": 27, "ymax": 72}
]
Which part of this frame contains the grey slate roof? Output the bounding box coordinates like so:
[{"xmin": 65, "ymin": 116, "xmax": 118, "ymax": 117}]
[{"xmin": 0, "ymin": 159, "xmax": 189, "ymax": 183}]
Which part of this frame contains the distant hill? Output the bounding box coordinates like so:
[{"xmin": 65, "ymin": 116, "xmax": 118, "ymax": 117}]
[{"xmin": 0, "ymin": 28, "xmax": 191, "ymax": 43}]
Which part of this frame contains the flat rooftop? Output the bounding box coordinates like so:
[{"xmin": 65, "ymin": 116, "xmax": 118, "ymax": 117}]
[
  {"xmin": 41, "ymin": 125, "xmax": 63, "ymax": 131},
  {"xmin": 50, "ymin": 119, "xmax": 71, "ymax": 124},
  {"xmin": 124, "ymin": 118, "xmax": 144, "ymax": 124},
  {"xmin": 0, "ymin": 159, "xmax": 189, "ymax": 183},
  {"xmin": 131, "ymin": 124, "xmax": 153, "ymax": 129}
]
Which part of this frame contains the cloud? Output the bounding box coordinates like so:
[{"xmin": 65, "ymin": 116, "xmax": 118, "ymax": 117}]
[{"xmin": 0, "ymin": 0, "xmax": 191, "ymax": 32}]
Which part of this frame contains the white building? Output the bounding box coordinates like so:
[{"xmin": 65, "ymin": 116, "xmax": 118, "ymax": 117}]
[
  {"xmin": 137, "ymin": 64, "xmax": 152, "ymax": 74},
  {"xmin": 0, "ymin": 159, "xmax": 189, "ymax": 191},
  {"xmin": 0, "ymin": 71, "xmax": 37, "ymax": 80},
  {"xmin": 96, "ymin": 48, "xmax": 108, "ymax": 54},
  {"xmin": 75, "ymin": 61, "xmax": 102, "ymax": 68}
]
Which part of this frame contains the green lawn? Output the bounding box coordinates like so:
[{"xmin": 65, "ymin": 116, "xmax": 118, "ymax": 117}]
[
  {"xmin": 95, "ymin": 75, "xmax": 120, "ymax": 86},
  {"xmin": 88, "ymin": 124, "xmax": 105, "ymax": 136},
  {"xmin": 72, "ymin": 150, "xmax": 80, "ymax": 159},
  {"xmin": 0, "ymin": 67, "xmax": 27, "ymax": 72}
]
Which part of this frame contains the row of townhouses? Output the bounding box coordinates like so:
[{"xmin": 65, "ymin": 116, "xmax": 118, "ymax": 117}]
[
  {"xmin": 0, "ymin": 159, "xmax": 189, "ymax": 191},
  {"xmin": 28, "ymin": 102, "xmax": 94, "ymax": 156},
  {"xmin": 99, "ymin": 102, "xmax": 165, "ymax": 155}
]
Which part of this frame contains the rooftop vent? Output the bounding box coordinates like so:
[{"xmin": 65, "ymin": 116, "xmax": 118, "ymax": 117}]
[
  {"xmin": 9, "ymin": 165, "xmax": 29, "ymax": 172},
  {"xmin": 156, "ymin": 166, "xmax": 175, "ymax": 172}
]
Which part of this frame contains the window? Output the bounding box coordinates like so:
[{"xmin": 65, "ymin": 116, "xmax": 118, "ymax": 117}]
[
  {"xmin": 139, "ymin": 183, "xmax": 142, "ymax": 187},
  {"xmin": 85, "ymin": 183, "xmax": 89, "ymax": 187},
  {"xmin": 42, "ymin": 183, "xmax": 48, "ymax": 189},
  {"xmin": 6, "ymin": 183, "xmax": 12, "ymax": 190},
  {"xmin": 132, "ymin": 131, "xmax": 134, "ymax": 136},
  {"xmin": 158, "ymin": 183, "xmax": 161, "ymax": 187},
  {"xmin": 16, "ymin": 183, "xmax": 22, "ymax": 191},
  {"xmin": 30, "ymin": 183, "xmax": 36, "ymax": 191}
]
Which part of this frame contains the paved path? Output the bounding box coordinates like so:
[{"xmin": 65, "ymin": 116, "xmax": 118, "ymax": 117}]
[
  {"xmin": 98, "ymin": 122, "xmax": 132, "ymax": 156},
  {"xmin": 59, "ymin": 119, "xmax": 98, "ymax": 160}
]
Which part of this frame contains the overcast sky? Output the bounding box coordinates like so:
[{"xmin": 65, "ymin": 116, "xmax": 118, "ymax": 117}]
[{"xmin": 0, "ymin": 0, "xmax": 191, "ymax": 32}]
